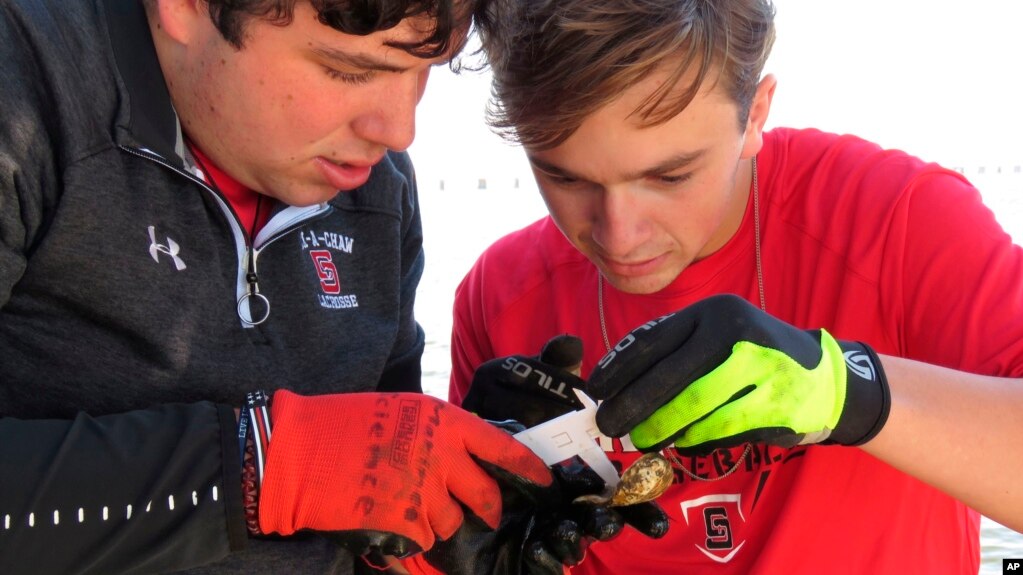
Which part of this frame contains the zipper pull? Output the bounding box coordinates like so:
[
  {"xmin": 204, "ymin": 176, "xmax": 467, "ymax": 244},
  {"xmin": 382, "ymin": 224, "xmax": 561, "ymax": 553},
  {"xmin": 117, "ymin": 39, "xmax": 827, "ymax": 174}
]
[{"xmin": 237, "ymin": 248, "xmax": 270, "ymax": 325}]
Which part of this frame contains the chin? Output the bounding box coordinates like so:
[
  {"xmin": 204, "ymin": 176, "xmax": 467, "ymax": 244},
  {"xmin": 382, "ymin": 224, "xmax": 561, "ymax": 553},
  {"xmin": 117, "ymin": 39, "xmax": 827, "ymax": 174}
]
[
  {"xmin": 276, "ymin": 185, "xmax": 345, "ymax": 207},
  {"xmin": 605, "ymin": 274, "xmax": 674, "ymax": 295}
]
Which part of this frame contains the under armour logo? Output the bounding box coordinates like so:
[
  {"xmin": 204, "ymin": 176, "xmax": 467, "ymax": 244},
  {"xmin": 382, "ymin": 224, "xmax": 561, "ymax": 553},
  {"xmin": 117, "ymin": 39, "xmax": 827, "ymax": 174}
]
[
  {"xmin": 148, "ymin": 226, "xmax": 187, "ymax": 271},
  {"xmin": 843, "ymin": 351, "xmax": 875, "ymax": 381}
]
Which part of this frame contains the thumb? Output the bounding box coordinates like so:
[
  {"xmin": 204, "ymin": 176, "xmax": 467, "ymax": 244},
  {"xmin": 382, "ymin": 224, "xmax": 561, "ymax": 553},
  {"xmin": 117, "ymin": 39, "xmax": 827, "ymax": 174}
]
[
  {"xmin": 539, "ymin": 334, "xmax": 584, "ymax": 374},
  {"xmin": 474, "ymin": 457, "xmax": 561, "ymax": 508}
]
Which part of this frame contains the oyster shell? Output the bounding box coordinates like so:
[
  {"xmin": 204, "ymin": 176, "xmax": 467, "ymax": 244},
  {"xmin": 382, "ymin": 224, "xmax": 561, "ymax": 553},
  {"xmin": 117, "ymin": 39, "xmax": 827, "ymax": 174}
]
[{"xmin": 574, "ymin": 452, "xmax": 674, "ymax": 507}]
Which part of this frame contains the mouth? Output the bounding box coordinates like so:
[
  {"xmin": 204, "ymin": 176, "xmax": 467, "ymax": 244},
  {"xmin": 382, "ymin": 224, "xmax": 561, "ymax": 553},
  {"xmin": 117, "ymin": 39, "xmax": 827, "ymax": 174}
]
[
  {"xmin": 600, "ymin": 255, "xmax": 665, "ymax": 278},
  {"xmin": 314, "ymin": 156, "xmax": 382, "ymax": 191}
]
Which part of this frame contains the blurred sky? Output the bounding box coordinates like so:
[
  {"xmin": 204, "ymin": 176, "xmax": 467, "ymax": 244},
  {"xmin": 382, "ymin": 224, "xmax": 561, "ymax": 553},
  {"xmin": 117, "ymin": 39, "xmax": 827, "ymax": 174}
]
[{"xmin": 409, "ymin": 0, "xmax": 1023, "ymax": 186}]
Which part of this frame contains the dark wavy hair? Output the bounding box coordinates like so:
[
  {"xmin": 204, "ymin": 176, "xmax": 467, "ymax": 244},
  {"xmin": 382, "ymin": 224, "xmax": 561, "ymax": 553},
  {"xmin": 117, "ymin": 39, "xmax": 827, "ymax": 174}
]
[
  {"xmin": 477, "ymin": 0, "xmax": 776, "ymax": 149},
  {"xmin": 205, "ymin": 0, "xmax": 485, "ymax": 57}
]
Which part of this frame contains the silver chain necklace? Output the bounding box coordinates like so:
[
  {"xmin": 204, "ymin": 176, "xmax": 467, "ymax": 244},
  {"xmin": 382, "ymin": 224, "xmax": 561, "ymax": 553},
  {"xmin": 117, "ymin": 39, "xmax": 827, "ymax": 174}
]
[{"xmin": 597, "ymin": 156, "xmax": 762, "ymax": 481}]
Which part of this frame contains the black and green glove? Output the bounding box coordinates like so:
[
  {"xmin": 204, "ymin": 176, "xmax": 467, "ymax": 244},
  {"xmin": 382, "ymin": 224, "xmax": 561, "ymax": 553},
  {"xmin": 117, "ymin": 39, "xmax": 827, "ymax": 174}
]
[{"xmin": 587, "ymin": 294, "xmax": 891, "ymax": 453}]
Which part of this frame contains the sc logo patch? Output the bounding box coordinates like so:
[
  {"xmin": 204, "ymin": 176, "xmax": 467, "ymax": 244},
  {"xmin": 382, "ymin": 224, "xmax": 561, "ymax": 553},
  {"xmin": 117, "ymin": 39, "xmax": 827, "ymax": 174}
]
[
  {"xmin": 680, "ymin": 494, "xmax": 747, "ymax": 563},
  {"xmin": 309, "ymin": 249, "xmax": 341, "ymax": 295}
]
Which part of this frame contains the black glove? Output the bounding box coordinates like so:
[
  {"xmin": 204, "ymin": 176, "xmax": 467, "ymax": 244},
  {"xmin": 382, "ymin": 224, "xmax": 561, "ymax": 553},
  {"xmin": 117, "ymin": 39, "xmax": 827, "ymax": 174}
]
[
  {"xmin": 462, "ymin": 335, "xmax": 586, "ymax": 428},
  {"xmin": 419, "ymin": 451, "xmax": 668, "ymax": 575},
  {"xmin": 418, "ymin": 456, "xmax": 591, "ymax": 575},
  {"xmin": 456, "ymin": 337, "xmax": 670, "ymax": 566},
  {"xmin": 588, "ymin": 294, "xmax": 891, "ymax": 454}
]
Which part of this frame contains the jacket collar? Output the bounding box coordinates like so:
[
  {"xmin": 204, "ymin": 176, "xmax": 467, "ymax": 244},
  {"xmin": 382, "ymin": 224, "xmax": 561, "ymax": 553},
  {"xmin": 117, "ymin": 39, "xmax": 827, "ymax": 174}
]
[{"xmin": 103, "ymin": 0, "xmax": 185, "ymax": 167}]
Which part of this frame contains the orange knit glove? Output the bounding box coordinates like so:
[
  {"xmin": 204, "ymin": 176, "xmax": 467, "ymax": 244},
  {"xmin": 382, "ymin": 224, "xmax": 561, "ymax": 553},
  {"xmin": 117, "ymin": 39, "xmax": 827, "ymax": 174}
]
[{"xmin": 257, "ymin": 390, "xmax": 552, "ymax": 557}]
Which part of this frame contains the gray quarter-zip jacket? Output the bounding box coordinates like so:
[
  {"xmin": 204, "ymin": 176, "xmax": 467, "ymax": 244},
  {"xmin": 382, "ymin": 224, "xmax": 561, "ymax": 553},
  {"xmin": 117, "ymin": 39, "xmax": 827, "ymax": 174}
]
[{"xmin": 0, "ymin": 1, "xmax": 426, "ymax": 573}]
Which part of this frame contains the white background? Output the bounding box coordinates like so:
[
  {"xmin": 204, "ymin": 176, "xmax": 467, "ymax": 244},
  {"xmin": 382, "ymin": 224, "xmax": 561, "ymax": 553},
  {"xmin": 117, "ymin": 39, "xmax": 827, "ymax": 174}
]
[{"xmin": 412, "ymin": 0, "xmax": 1023, "ymax": 179}]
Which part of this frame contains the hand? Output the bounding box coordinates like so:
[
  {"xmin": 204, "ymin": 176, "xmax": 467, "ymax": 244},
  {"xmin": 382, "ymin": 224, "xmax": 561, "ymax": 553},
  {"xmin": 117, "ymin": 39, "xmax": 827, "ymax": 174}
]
[
  {"xmin": 448, "ymin": 336, "xmax": 669, "ymax": 574},
  {"xmin": 414, "ymin": 455, "xmax": 669, "ymax": 575},
  {"xmin": 257, "ymin": 390, "xmax": 552, "ymax": 557},
  {"xmin": 587, "ymin": 294, "xmax": 891, "ymax": 453},
  {"xmin": 462, "ymin": 334, "xmax": 586, "ymax": 428}
]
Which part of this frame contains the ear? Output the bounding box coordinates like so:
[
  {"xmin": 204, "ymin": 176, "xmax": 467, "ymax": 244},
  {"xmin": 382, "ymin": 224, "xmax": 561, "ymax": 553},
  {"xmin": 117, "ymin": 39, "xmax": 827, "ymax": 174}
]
[
  {"xmin": 148, "ymin": 0, "xmax": 206, "ymax": 46},
  {"xmin": 739, "ymin": 74, "xmax": 777, "ymax": 159}
]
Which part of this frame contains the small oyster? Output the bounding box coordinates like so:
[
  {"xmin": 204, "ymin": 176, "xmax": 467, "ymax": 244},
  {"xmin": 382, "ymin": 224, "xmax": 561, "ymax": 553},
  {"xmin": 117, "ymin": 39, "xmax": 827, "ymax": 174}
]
[{"xmin": 574, "ymin": 452, "xmax": 674, "ymax": 507}]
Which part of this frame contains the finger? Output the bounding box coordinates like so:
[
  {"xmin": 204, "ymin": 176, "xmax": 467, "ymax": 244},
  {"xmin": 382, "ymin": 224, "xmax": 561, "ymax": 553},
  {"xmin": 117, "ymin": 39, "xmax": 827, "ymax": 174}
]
[
  {"xmin": 625, "ymin": 361, "xmax": 763, "ymax": 451},
  {"xmin": 592, "ymin": 345, "xmax": 709, "ymax": 440},
  {"xmin": 590, "ymin": 317, "xmax": 721, "ymax": 438},
  {"xmin": 329, "ymin": 530, "xmax": 420, "ymax": 558},
  {"xmin": 615, "ymin": 502, "xmax": 670, "ymax": 539},
  {"xmin": 523, "ymin": 540, "xmax": 574, "ymax": 575},
  {"xmin": 425, "ymin": 488, "xmax": 468, "ymax": 543},
  {"xmin": 486, "ymin": 418, "xmax": 528, "ymax": 434},
  {"xmin": 598, "ymin": 338, "xmax": 771, "ymax": 444},
  {"xmin": 537, "ymin": 519, "xmax": 586, "ymax": 565},
  {"xmin": 674, "ymin": 427, "xmax": 799, "ymax": 455},
  {"xmin": 476, "ymin": 457, "xmax": 560, "ymax": 508},
  {"xmin": 459, "ymin": 411, "xmax": 554, "ymax": 487},
  {"xmin": 551, "ymin": 458, "xmax": 606, "ymax": 500},
  {"xmin": 587, "ymin": 303, "xmax": 706, "ymax": 399},
  {"xmin": 589, "ymin": 294, "xmax": 761, "ymax": 402},
  {"xmin": 539, "ymin": 334, "xmax": 584, "ymax": 371},
  {"xmin": 570, "ymin": 504, "xmax": 624, "ymax": 541},
  {"xmin": 442, "ymin": 455, "xmax": 501, "ymax": 531},
  {"xmin": 663, "ymin": 343, "xmax": 822, "ymax": 451},
  {"xmin": 464, "ymin": 356, "xmax": 585, "ymax": 426},
  {"xmin": 678, "ymin": 398, "xmax": 804, "ymax": 452}
]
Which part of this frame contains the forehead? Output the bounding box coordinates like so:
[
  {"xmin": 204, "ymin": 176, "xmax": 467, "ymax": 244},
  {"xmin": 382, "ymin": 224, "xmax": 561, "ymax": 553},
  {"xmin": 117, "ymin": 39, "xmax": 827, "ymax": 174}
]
[
  {"xmin": 606, "ymin": 62, "xmax": 738, "ymax": 131},
  {"xmin": 528, "ymin": 70, "xmax": 741, "ymax": 179},
  {"xmin": 247, "ymin": 4, "xmax": 466, "ymax": 64}
]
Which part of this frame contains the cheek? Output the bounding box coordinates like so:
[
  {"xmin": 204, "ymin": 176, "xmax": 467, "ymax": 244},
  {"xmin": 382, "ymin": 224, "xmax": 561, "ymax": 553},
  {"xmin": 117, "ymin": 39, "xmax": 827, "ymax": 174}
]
[
  {"xmin": 539, "ymin": 190, "xmax": 603, "ymax": 254},
  {"xmin": 246, "ymin": 75, "xmax": 345, "ymax": 144},
  {"xmin": 663, "ymin": 179, "xmax": 735, "ymax": 242},
  {"xmin": 539, "ymin": 189, "xmax": 589, "ymax": 227},
  {"xmin": 415, "ymin": 67, "xmax": 430, "ymax": 103}
]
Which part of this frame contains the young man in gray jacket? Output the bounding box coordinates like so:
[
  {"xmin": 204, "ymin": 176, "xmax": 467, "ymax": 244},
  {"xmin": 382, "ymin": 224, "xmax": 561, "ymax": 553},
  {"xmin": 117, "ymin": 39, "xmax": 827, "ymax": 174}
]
[{"xmin": 0, "ymin": 1, "xmax": 649, "ymax": 573}]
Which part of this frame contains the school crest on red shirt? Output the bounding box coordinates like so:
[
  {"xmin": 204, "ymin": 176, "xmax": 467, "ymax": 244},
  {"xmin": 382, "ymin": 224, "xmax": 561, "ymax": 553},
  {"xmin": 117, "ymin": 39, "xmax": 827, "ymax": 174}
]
[{"xmin": 680, "ymin": 493, "xmax": 747, "ymax": 563}]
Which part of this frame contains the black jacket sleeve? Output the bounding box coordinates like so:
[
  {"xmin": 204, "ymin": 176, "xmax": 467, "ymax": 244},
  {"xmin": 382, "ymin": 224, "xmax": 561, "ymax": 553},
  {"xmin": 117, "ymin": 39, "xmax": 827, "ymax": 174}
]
[{"xmin": 0, "ymin": 402, "xmax": 246, "ymax": 574}]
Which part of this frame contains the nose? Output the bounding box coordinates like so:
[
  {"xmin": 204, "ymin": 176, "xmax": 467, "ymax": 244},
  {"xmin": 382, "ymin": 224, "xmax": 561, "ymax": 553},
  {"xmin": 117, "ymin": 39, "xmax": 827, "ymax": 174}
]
[
  {"xmin": 591, "ymin": 187, "xmax": 649, "ymax": 258},
  {"xmin": 352, "ymin": 67, "xmax": 430, "ymax": 152}
]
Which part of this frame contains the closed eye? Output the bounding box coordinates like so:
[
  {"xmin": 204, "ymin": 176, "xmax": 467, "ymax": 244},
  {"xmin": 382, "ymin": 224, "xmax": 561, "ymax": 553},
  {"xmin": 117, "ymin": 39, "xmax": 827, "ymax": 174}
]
[
  {"xmin": 547, "ymin": 173, "xmax": 581, "ymax": 185},
  {"xmin": 323, "ymin": 66, "xmax": 374, "ymax": 86},
  {"xmin": 531, "ymin": 164, "xmax": 587, "ymax": 188},
  {"xmin": 654, "ymin": 173, "xmax": 693, "ymax": 186}
]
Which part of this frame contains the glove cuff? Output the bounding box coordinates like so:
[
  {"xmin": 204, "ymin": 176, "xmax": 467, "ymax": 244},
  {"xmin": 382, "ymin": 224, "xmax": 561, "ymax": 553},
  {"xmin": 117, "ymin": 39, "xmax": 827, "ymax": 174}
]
[
  {"xmin": 237, "ymin": 390, "xmax": 273, "ymax": 485},
  {"xmin": 237, "ymin": 390, "xmax": 273, "ymax": 535},
  {"xmin": 829, "ymin": 341, "xmax": 891, "ymax": 446}
]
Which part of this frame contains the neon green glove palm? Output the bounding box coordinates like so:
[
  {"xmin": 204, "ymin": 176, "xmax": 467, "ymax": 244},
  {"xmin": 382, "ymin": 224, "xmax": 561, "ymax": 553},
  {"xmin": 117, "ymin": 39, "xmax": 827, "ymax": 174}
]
[{"xmin": 587, "ymin": 294, "xmax": 890, "ymax": 453}]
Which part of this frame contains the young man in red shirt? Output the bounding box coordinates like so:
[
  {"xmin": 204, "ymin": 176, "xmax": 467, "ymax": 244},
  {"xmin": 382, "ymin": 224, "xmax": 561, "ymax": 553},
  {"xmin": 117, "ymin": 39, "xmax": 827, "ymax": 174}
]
[{"xmin": 451, "ymin": 0, "xmax": 1023, "ymax": 572}]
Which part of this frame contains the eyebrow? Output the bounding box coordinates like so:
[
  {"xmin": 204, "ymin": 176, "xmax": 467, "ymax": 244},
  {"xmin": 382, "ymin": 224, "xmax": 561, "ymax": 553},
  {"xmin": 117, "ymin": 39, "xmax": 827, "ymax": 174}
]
[
  {"xmin": 311, "ymin": 44, "xmax": 410, "ymax": 74},
  {"xmin": 528, "ymin": 149, "xmax": 707, "ymax": 181}
]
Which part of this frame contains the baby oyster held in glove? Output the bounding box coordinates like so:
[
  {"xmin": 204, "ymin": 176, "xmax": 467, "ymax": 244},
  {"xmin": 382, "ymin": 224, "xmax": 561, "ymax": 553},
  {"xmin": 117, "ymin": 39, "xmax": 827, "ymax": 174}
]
[{"xmin": 573, "ymin": 452, "xmax": 674, "ymax": 507}]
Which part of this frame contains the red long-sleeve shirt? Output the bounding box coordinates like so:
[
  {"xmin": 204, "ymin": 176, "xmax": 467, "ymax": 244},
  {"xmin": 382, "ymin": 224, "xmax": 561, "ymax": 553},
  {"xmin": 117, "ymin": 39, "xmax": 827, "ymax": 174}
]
[{"xmin": 449, "ymin": 128, "xmax": 1023, "ymax": 574}]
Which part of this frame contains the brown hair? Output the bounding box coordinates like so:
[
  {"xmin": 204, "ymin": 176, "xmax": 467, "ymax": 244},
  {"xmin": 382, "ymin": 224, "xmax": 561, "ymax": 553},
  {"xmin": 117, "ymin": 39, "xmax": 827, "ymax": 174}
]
[
  {"xmin": 476, "ymin": 0, "xmax": 776, "ymax": 149},
  {"xmin": 201, "ymin": 0, "xmax": 485, "ymax": 57}
]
